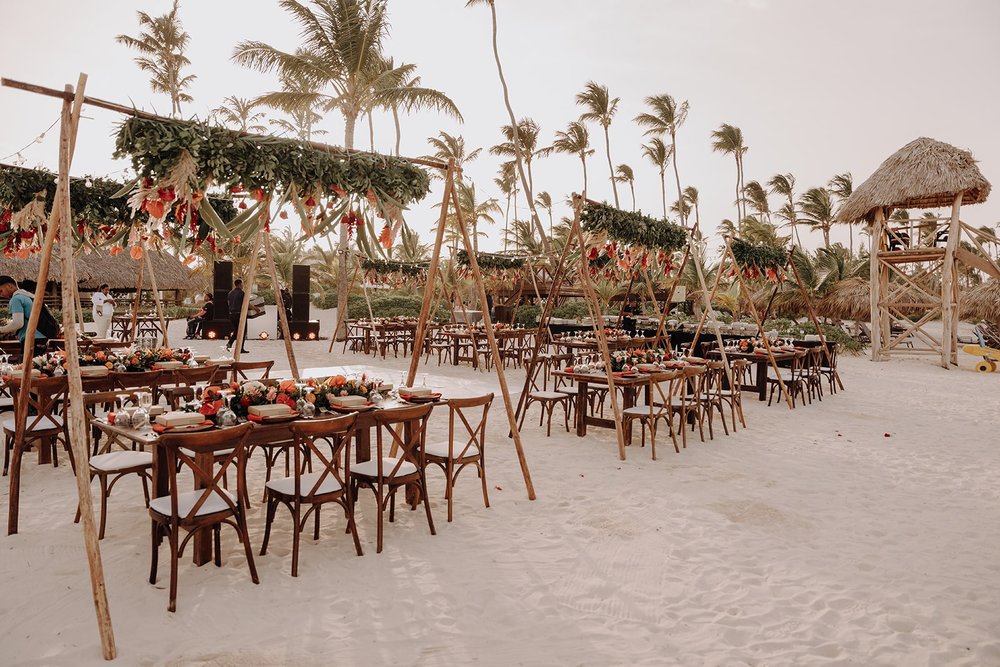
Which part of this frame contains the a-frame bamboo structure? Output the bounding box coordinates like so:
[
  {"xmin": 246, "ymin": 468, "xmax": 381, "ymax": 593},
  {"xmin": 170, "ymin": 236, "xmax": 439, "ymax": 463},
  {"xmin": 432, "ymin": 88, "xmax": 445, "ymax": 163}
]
[
  {"xmin": 690, "ymin": 242, "xmax": 845, "ymax": 398},
  {"xmin": 404, "ymin": 160, "xmax": 536, "ymax": 498}
]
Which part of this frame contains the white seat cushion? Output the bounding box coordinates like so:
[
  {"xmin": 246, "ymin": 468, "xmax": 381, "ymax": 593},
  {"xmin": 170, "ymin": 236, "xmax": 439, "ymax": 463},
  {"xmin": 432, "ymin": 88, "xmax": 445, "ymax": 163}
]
[
  {"xmin": 352, "ymin": 457, "xmax": 417, "ymax": 479},
  {"xmin": 180, "ymin": 447, "xmax": 235, "ymax": 459},
  {"xmin": 265, "ymin": 472, "xmax": 342, "ymax": 497},
  {"xmin": 149, "ymin": 489, "xmax": 236, "ymax": 517},
  {"xmin": 425, "ymin": 440, "xmax": 480, "ymax": 459},
  {"xmin": 624, "ymin": 405, "xmax": 661, "ymax": 417},
  {"xmin": 90, "ymin": 450, "xmax": 153, "ymax": 472},
  {"xmin": 530, "ymin": 391, "xmax": 569, "ymax": 401},
  {"xmin": 2, "ymin": 414, "xmax": 62, "ymax": 433}
]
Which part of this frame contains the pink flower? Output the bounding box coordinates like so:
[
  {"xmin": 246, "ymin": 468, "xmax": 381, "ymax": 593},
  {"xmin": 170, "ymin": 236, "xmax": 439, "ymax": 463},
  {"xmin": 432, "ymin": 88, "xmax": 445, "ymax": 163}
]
[
  {"xmin": 266, "ymin": 388, "xmax": 277, "ymax": 401},
  {"xmin": 339, "ymin": 390, "xmax": 347, "ymax": 397}
]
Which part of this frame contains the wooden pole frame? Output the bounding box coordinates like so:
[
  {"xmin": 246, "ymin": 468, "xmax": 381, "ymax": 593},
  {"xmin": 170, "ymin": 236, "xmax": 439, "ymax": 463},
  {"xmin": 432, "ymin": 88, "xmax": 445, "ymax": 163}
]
[
  {"xmin": 264, "ymin": 231, "xmax": 299, "ymax": 380},
  {"xmin": 128, "ymin": 253, "xmax": 144, "ymax": 344},
  {"xmin": 233, "ymin": 229, "xmax": 265, "ymax": 363},
  {"xmin": 144, "ymin": 253, "xmax": 169, "ymax": 348}
]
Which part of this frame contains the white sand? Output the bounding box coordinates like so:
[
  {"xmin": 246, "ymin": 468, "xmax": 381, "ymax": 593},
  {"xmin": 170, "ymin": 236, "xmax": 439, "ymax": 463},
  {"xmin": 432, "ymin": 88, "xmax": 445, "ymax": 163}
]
[{"xmin": 2, "ymin": 315, "xmax": 999, "ymax": 665}]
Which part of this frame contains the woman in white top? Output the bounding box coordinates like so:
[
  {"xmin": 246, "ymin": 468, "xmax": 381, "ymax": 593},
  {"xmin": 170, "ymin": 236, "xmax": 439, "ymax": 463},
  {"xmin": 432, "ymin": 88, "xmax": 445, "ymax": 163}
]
[{"xmin": 91, "ymin": 283, "xmax": 115, "ymax": 338}]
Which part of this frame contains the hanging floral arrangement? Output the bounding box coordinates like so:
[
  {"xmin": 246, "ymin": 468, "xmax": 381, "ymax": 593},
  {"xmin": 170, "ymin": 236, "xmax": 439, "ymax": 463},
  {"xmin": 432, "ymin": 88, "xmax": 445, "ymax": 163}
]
[
  {"xmin": 360, "ymin": 257, "xmax": 427, "ymax": 287},
  {"xmin": 730, "ymin": 238, "xmax": 788, "ymax": 283}
]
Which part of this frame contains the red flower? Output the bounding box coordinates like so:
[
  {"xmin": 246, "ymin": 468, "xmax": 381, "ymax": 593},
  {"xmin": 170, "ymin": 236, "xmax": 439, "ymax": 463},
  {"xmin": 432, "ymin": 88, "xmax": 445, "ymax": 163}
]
[
  {"xmin": 240, "ymin": 397, "xmax": 250, "ymax": 407},
  {"xmin": 279, "ymin": 210, "xmax": 288, "ymax": 219},
  {"xmin": 238, "ymin": 201, "xmax": 248, "ymax": 210},
  {"xmin": 305, "ymin": 197, "xmax": 316, "ymax": 207}
]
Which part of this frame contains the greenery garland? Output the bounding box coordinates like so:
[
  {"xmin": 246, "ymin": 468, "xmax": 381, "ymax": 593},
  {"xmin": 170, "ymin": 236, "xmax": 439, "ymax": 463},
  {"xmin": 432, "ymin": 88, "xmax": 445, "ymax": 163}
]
[
  {"xmin": 455, "ymin": 249, "xmax": 526, "ymax": 271},
  {"xmin": 730, "ymin": 238, "xmax": 788, "ymax": 272},
  {"xmin": 360, "ymin": 257, "xmax": 427, "ymax": 276},
  {"xmin": 581, "ymin": 200, "xmax": 687, "ymax": 251},
  {"xmin": 0, "ymin": 164, "xmax": 236, "ymax": 255},
  {"xmin": 114, "ymin": 116, "xmax": 432, "ymax": 210}
]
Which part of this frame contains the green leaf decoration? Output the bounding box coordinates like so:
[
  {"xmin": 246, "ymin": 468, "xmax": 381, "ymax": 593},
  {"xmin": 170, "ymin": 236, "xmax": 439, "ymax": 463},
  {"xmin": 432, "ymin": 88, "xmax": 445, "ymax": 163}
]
[
  {"xmin": 580, "ymin": 200, "xmax": 687, "ymax": 252},
  {"xmin": 730, "ymin": 237, "xmax": 788, "ymax": 271},
  {"xmin": 455, "ymin": 250, "xmax": 526, "ymax": 271}
]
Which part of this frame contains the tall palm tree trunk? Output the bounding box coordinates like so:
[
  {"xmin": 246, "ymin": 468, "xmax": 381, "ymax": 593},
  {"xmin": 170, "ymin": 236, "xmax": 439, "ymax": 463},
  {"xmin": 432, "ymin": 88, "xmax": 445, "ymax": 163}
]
[
  {"xmin": 670, "ymin": 130, "xmax": 686, "ymax": 227},
  {"xmin": 603, "ymin": 126, "xmax": 619, "ymax": 207},
  {"xmin": 392, "ymin": 106, "xmax": 401, "ymax": 156},
  {"xmin": 336, "ymin": 112, "xmax": 357, "ymax": 340},
  {"xmin": 581, "ymin": 158, "xmax": 588, "ymax": 195},
  {"xmin": 629, "ymin": 181, "xmax": 635, "ymax": 212},
  {"xmin": 659, "ymin": 169, "xmax": 667, "ymax": 218},
  {"xmin": 367, "ymin": 111, "xmax": 375, "ymax": 152},
  {"xmin": 485, "ymin": 1, "xmax": 549, "ymax": 251}
]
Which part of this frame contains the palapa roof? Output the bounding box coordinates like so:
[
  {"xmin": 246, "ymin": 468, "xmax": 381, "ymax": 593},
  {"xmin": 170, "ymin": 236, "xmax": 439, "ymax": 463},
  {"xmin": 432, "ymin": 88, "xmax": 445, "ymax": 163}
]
[
  {"xmin": 816, "ymin": 278, "xmax": 871, "ymax": 321},
  {"xmin": 0, "ymin": 247, "xmax": 197, "ymax": 290},
  {"xmin": 960, "ymin": 279, "xmax": 1000, "ymax": 324},
  {"xmin": 836, "ymin": 138, "xmax": 992, "ymax": 224}
]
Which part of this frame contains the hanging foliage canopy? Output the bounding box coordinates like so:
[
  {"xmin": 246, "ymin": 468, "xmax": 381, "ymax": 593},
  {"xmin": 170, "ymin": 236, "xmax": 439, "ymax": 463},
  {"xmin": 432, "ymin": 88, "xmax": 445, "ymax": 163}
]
[
  {"xmin": 455, "ymin": 250, "xmax": 526, "ymax": 272},
  {"xmin": 730, "ymin": 238, "xmax": 788, "ymax": 271},
  {"xmin": 113, "ymin": 116, "xmax": 432, "ymax": 252},
  {"xmin": 360, "ymin": 257, "xmax": 427, "ymax": 286},
  {"xmin": 581, "ymin": 200, "xmax": 687, "ymax": 252},
  {"xmin": 0, "ymin": 163, "xmax": 236, "ymax": 257}
]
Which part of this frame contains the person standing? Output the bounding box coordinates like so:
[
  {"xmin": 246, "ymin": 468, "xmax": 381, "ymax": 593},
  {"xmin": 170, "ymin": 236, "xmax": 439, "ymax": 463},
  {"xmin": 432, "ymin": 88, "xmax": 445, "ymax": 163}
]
[
  {"xmin": 0, "ymin": 276, "xmax": 48, "ymax": 355},
  {"xmin": 91, "ymin": 283, "xmax": 115, "ymax": 338},
  {"xmin": 278, "ymin": 286, "xmax": 293, "ymax": 339},
  {"xmin": 226, "ymin": 279, "xmax": 249, "ymax": 353}
]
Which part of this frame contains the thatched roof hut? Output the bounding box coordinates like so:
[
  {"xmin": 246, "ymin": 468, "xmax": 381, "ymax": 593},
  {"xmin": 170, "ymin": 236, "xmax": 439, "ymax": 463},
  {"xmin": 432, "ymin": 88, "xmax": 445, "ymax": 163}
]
[
  {"xmin": 960, "ymin": 280, "xmax": 1000, "ymax": 324},
  {"xmin": 0, "ymin": 248, "xmax": 197, "ymax": 290},
  {"xmin": 836, "ymin": 138, "xmax": 992, "ymax": 224},
  {"xmin": 817, "ymin": 277, "xmax": 933, "ymax": 321}
]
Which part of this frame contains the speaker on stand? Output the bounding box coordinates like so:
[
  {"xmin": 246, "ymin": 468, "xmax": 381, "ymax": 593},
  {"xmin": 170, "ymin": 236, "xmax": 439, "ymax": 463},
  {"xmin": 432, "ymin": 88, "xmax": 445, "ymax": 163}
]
[{"xmin": 201, "ymin": 260, "xmax": 234, "ymax": 340}]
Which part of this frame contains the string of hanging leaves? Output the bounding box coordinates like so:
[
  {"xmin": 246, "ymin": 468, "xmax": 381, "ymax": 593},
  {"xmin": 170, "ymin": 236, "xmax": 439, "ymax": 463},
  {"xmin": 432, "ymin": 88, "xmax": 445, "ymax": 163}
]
[
  {"xmin": 581, "ymin": 200, "xmax": 687, "ymax": 252},
  {"xmin": 455, "ymin": 250, "xmax": 526, "ymax": 271},
  {"xmin": 730, "ymin": 237, "xmax": 789, "ymax": 282}
]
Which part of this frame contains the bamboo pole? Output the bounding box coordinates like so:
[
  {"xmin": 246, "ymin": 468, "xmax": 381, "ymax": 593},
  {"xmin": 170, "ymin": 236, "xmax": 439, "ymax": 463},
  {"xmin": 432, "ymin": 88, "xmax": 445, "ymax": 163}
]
[
  {"xmin": 128, "ymin": 253, "xmax": 144, "ymax": 344},
  {"xmin": 941, "ymin": 193, "xmax": 963, "ymax": 367},
  {"xmin": 615, "ymin": 272, "xmax": 637, "ymax": 327},
  {"xmin": 869, "ymin": 208, "xmax": 883, "ymax": 363},
  {"xmin": 450, "ymin": 181, "xmax": 536, "ymax": 497},
  {"xmin": 786, "ymin": 247, "xmax": 844, "ymax": 391},
  {"xmin": 8, "ymin": 76, "xmax": 87, "ymax": 536},
  {"xmin": 327, "ymin": 261, "xmax": 360, "ymax": 354},
  {"xmin": 651, "ymin": 246, "xmax": 689, "ymax": 349},
  {"xmin": 571, "ymin": 201, "xmax": 627, "ymax": 461},
  {"xmin": 144, "ymin": 253, "xmax": 169, "ymax": 348},
  {"xmin": 405, "ymin": 160, "xmax": 455, "ymax": 387},
  {"xmin": 53, "ymin": 76, "xmax": 116, "ymax": 660},
  {"xmin": 233, "ymin": 229, "xmax": 264, "ymax": 363},
  {"xmin": 264, "ymin": 232, "xmax": 299, "ymax": 380},
  {"xmin": 0, "ymin": 77, "xmax": 448, "ymax": 172},
  {"xmin": 724, "ymin": 239, "xmax": 793, "ymax": 409}
]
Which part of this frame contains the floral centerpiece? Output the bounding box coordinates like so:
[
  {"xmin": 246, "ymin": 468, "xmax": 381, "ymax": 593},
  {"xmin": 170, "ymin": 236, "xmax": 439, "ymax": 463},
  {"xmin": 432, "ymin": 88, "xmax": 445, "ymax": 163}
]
[
  {"xmin": 609, "ymin": 348, "xmax": 672, "ymax": 372},
  {"xmin": 119, "ymin": 346, "xmax": 192, "ymax": 372},
  {"xmin": 31, "ymin": 351, "xmax": 66, "ymax": 377},
  {"xmin": 314, "ymin": 374, "xmax": 381, "ymax": 410}
]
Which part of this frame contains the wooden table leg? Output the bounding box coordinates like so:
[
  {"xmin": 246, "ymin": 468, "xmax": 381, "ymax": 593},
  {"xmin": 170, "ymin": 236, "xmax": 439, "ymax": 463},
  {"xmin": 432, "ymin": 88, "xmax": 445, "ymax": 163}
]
[
  {"xmin": 38, "ymin": 436, "xmax": 53, "ymax": 465},
  {"xmin": 452, "ymin": 337, "xmax": 460, "ymax": 366},
  {"xmin": 191, "ymin": 451, "xmax": 214, "ymax": 566},
  {"xmin": 576, "ymin": 381, "xmax": 587, "ymax": 437},
  {"xmin": 622, "ymin": 386, "xmax": 637, "ymax": 445},
  {"xmin": 756, "ymin": 360, "xmax": 768, "ymax": 401}
]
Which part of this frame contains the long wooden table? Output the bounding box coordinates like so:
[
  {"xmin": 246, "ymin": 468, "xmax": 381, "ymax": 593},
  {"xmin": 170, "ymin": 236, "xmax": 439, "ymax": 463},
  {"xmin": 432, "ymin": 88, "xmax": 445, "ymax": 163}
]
[
  {"xmin": 551, "ymin": 370, "xmax": 655, "ymax": 443},
  {"xmin": 706, "ymin": 349, "xmax": 795, "ymax": 401},
  {"xmin": 93, "ymin": 399, "xmax": 446, "ymax": 566}
]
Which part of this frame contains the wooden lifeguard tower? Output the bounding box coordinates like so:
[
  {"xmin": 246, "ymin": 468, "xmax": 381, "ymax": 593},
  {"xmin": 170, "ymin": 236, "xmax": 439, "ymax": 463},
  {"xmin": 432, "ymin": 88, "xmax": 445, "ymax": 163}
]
[{"xmin": 836, "ymin": 137, "xmax": 998, "ymax": 368}]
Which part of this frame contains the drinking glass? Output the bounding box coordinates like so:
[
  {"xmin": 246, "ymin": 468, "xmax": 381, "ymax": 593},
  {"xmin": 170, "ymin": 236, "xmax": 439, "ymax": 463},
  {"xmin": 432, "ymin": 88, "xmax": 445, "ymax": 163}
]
[
  {"xmin": 300, "ymin": 388, "xmax": 317, "ymax": 418},
  {"xmin": 137, "ymin": 391, "xmax": 153, "ymax": 411},
  {"xmin": 294, "ymin": 382, "xmax": 307, "ymax": 413}
]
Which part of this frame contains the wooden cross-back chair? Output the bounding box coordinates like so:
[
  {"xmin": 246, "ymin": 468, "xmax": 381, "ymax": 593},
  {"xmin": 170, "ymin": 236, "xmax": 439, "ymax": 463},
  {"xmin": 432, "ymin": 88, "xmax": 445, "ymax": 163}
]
[
  {"xmin": 351, "ymin": 404, "xmax": 436, "ymax": 554},
  {"xmin": 110, "ymin": 369, "xmax": 164, "ymax": 406},
  {"xmin": 260, "ymin": 414, "xmax": 362, "ymax": 576},
  {"xmin": 517, "ymin": 353, "xmax": 572, "ymax": 437},
  {"xmin": 230, "ymin": 360, "xmax": 273, "ymax": 384},
  {"xmin": 621, "ymin": 369, "xmax": 683, "ymax": 459},
  {"xmin": 424, "ymin": 393, "xmax": 494, "ymax": 522},
  {"xmin": 75, "ymin": 390, "xmax": 151, "ymax": 539},
  {"xmin": 161, "ymin": 365, "xmax": 220, "ymax": 409},
  {"xmin": 3, "ymin": 375, "xmax": 71, "ymax": 476},
  {"xmin": 149, "ymin": 422, "xmax": 258, "ymax": 612}
]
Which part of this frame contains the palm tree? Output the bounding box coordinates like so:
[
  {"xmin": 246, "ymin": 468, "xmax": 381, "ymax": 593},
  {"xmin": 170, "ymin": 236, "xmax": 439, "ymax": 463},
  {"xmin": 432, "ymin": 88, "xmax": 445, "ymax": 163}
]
[
  {"xmin": 535, "ymin": 191, "xmax": 554, "ymax": 237},
  {"xmin": 743, "ymin": 180, "xmax": 770, "ymax": 223},
  {"xmin": 540, "ymin": 121, "xmax": 592, "ymax": 194},
  {"xmin": 490, "ymin": 118, "xmax": 546, "ymax": 194},
  {"xmin": 670, "ymin": 198, "xmax": 691, "ymax": 221},
  {"xmin": 374, "ymin": 57, "xmax": 461, "ymax": 156},
  {"xmin": 233, "ymin": 0, "xmax": 461, "ymax": 333},
  {"xmin": 116, "ymin": 0, "xmax": 195, "ymax": 116},
  {"xmin": 768, "ymin": 173, "xmax": 802, "ymax": 248},
  {"xmin": 635, "ymin": 94, "xmax": 690, "ymax": 225},
  {"xmin": 437, "ymin": 181, "xmax": 500, "ymax": 252},
  {"xmin": 466, "ymin": 0, "xmax": 549, "ymax": 251},
  {"xmin": 576, "ymin": 81, "xmax": 621, "ymax": 207},
  {"xmin": 711, "ymin": 123, "xmax": 748, "ymax": 226},
  {"xmin": 387, "ymin": 225, "xmax": 430, "ymax": 263},
  {"xmin": 683, "ymin": 186, "xmax": 700, "ymax": 230},
  {"xmin": 494, "ymin": 162, "xmax": 518, "ymax": 252},
  {"xmin": 212, "ymin": 96, "xmax": 268, "ymax": 133},
  {"xmin": 614, "ymin": 164, "xmax": 636, "ymax": 211},
  {"xmin": 265, "ymin": 68, "xmax": 327, "ymax": 141},
  {"xmin": 640, "ymin": 138, "xmax": 672, "ymax": 218},
  {"xmin": 828, "ymin": 172, "xmax": 854, "ymax": 255},
  {"xmin": 423, "ymin": 131, "xmax": 482, "ymax": 180},
  {"xmin": 799, "ymin": 187, "xmax": 836, "ymax": 248}
]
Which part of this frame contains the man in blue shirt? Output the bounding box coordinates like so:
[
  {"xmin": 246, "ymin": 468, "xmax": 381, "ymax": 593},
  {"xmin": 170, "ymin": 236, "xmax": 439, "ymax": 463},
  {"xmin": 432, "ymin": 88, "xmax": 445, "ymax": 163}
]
[{"xmin": 0, "ymin": 276, "xmax": 47, "ymax": 355}]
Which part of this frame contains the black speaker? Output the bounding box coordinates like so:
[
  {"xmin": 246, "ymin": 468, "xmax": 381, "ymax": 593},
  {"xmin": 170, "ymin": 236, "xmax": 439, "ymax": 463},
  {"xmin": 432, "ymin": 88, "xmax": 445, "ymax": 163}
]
[
  {"xmin": 292, "ymin": 293, "xmax": 310, "ymax": 322},
  {"xmin": 292, "ymin": 264, "xmax": 310, "ymax": 294},
  {"xmin": 213, "ymin": 261, "xmax": 233, "ymax": 319},
  {"xmin": 287, "ymin": 320, "xmax": 320, "ymax": 340},
  {"xmin": 291, "ymin": 264, "xmax": 310, "ymax": 322}
]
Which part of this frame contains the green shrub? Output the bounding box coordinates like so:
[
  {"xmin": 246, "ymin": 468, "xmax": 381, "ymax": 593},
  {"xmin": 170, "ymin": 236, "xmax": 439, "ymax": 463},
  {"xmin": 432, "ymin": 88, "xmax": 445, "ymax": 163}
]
[
  {"xmin": 513, "ymin": 304, "xmax": 540, "ymax": 327},
  {"xmin": 347, "ymin": 293, "xmax": 449, "ymax": 321},
  {"xmin": 552, "ymin": 300, "xmax": 591, "ymax": 320}
]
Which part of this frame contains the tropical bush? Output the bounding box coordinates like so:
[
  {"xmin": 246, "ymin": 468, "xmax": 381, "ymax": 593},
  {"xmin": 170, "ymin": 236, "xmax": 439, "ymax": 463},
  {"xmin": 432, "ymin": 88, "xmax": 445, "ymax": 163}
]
[
  {"xmin": 552, "ymin": 301, "xmax": 591, "ymax": 320},
  {"xmin": 513, "ymin": 304, "xmax": 541, "ymax": 327}
]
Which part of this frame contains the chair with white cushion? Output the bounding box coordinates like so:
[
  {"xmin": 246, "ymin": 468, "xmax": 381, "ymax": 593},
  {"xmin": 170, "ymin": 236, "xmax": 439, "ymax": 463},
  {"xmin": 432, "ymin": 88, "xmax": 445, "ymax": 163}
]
[
  {"xmin": 3, "ymin": 375, "xmax": 70, "ymax": 476},
  {"xmin": 149, "ymin": 423, "xmax": 258, "ymax": 612},
  {"xmin": 351, "ymin": 403, "xmax": 436, "ymax": 554},
  {"xmin": 424, "ymin": 393, "xmax": 494, "ymax": 522},
  {"xmin": 259, "ymin": 414, "xmax": 362, "ymax": 576}
]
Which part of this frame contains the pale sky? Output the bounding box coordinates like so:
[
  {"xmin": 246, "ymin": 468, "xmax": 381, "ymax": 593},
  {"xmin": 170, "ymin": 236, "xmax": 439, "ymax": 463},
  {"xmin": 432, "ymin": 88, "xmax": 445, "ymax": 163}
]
[{"xmin": 2, "ymin": 0, "xmax": 998, "ymax": 255}]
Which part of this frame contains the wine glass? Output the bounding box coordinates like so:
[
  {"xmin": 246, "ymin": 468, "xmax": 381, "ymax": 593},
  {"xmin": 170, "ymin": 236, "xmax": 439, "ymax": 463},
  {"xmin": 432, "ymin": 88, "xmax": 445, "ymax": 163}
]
[
  {"xmin": 294, "ymin": 383, "xmax": 307, "ymax": 413},
  {"xmin": 421, "ymin": 373, "xmax": 428, "ymax": 388},
  {"xmin": 300, "ymin": 387, "xmax": 317, "ymax": 419},
  {"xmin": 137, "ymin": 391, "xmax": 153, "ymax": 412},
  {"xmin": 218, "ymin": 392, "xmax": 239, "ymax": 427}
]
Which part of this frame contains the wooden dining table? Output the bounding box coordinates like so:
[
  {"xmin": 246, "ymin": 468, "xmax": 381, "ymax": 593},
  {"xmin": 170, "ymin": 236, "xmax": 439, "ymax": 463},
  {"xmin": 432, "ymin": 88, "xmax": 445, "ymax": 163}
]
[
  {"xmin": 551, "ymin": 369, "xmax": 656, "ymax": 443},
  {"xmin": 706, "ymin": 348, "xmax": 796, "ymax": 401},
  {"xmin": 93, "ymin": 399, "xmax": 446, "ymax": 567}
]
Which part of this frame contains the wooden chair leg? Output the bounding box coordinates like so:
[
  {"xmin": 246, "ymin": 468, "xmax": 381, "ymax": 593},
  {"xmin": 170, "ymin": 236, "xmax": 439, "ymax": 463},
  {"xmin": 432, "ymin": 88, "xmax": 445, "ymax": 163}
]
[
  {"xmin": 291, "ymin": 505, "xmax": 301, "ymax": 577},
  {"xmin": 167, "ymin": 525, "xmax": 179, "ymax": 612},
  {"xmin": 478, "ymin": 462, "xmax": 490, "ymax": 510},
  {"xmin": 149, "ymin": 522, "xmax": 160, "ymax": 585},
  {"xmin": 237, "ymin": 508, "xmax": 260, "ymax": 585},
  {"xmin": 420, "ymin": 471, "xmax": 436, "ymax": 536}
]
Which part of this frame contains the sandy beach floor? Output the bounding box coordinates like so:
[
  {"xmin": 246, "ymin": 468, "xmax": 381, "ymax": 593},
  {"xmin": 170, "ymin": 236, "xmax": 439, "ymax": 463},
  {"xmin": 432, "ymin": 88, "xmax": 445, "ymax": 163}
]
[{"xmin": 1, "ymin": 316, "xmax": 998, "ymax": 666}]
